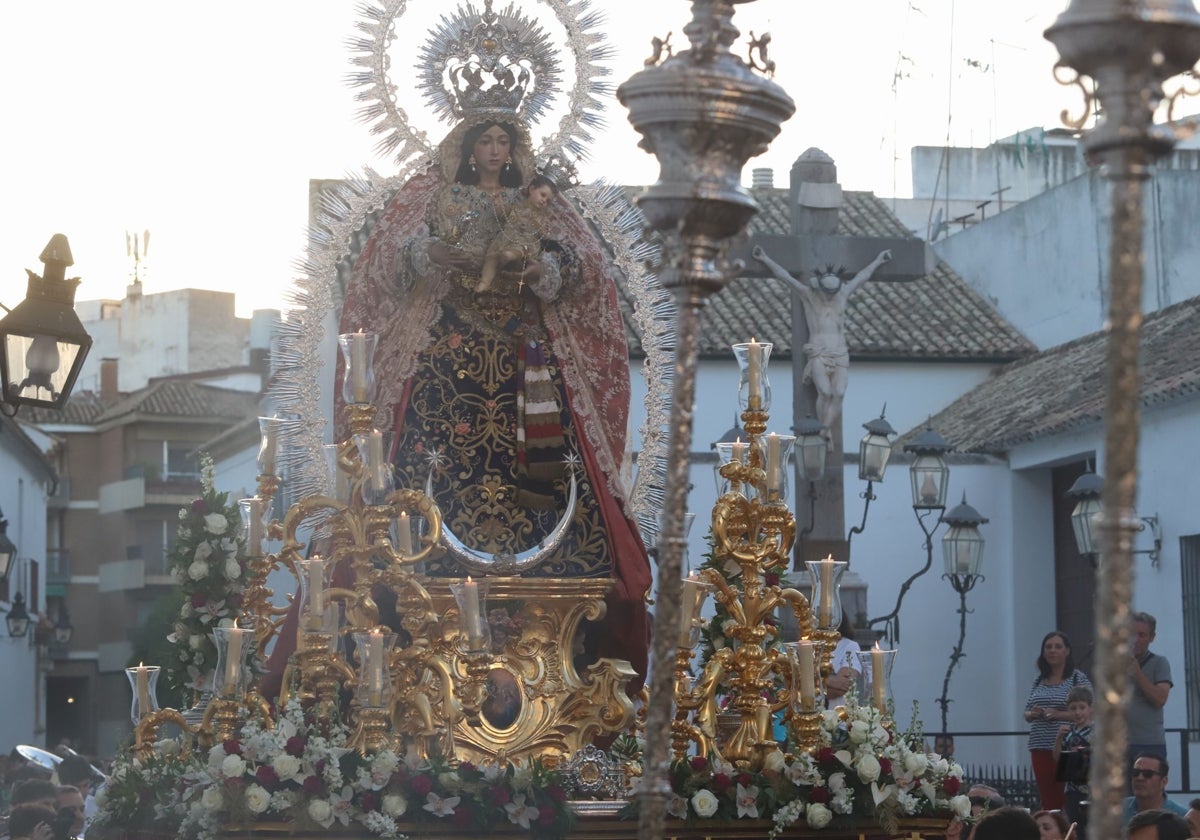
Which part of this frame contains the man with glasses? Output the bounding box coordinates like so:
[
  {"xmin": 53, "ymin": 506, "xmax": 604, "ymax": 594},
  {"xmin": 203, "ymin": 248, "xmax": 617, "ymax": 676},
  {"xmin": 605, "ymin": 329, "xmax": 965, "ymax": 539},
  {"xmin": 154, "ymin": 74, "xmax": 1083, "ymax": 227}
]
[{"xmin": 1123, "ymin": 754, "xmax": 1188, "ymax": 825}]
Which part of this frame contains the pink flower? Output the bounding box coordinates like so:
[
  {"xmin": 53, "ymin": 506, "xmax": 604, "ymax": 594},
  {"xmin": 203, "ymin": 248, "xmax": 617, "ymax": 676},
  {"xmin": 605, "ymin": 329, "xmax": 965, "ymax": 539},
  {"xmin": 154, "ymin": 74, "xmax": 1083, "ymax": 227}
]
[
  {"xmin": 735, "ymin": 783, "xmax": 760, "ymax": 819},
  {"xmin": 454, "ymin": 422, "xmax": 470, "ymax": 436}
]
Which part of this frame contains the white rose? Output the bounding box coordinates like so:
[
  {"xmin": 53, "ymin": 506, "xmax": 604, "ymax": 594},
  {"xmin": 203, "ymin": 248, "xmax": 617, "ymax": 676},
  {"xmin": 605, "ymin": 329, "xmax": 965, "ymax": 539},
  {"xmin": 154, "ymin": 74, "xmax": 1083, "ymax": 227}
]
[
  {"xmin": 204, "ymin": 513, "xmax": 229, "ymax": 535},
  {"xmin": 221, "ymin": 754, "xmax": 247, "ymax": 778},
  {"xmin": 806, "ymin": 802, "xmax": 833, "ymax": 829},
  {"xmin": 382, "ymin": 794, "xmax": 408, "ymax": 818},
  {"xmin": 855, "ymin": 753, "xmax": 882, "ymax": 783},
  {"xmin": 224, "ymin": 557, "xmax": 241, "ymax": 580},
  {"xmin": 194, "ymin": 541, "xmax": 214, "ymax": 562},
  {"xmin": 691, "ymin": 788, "xmax": 720, "ymax": 818},
  {"xmin": 308, "ymin": 799, "xmax": 334, "ymax": 828},
  {"xmin": 763, "ymin": 749, "xmax": 787, "ymax": 773},
  {"xmin": 245, "ymin": 784, "xmax": 271, "ymax": 814},
  {"xmin": 220, "ymin": 537, "xmax": 238, "ymax": 552},
  {"xmin": 904, "ymin": 752, "xmax": 928, "ymax": 775},
  {"xmin": 272, "ymin": 754, "xmax": 302, "ymax": 781},
  {"xmin": 155, "ymin": 739, "xmax": 180, "ymax": 757},
  {"xmin": 827, "ymin": 771, "xmax": 847, "ymax": 793},
  {"xmin": 201, "ymin": 785, "xmax": 224, "ymax": 810},
  {"xmin": 849, "ymin": 720, "xmax": 871, "ymax": 744},
  {"xmin": 189, "ymin": 634, "xmax": 205, "ymax": 650},
  {"xmin": 950, "ymin": 794, "xmax": 972, "ymax": 818},
  {"xmin": 188, "ymin": 560, "xmax": 210, "ymax": 581}
]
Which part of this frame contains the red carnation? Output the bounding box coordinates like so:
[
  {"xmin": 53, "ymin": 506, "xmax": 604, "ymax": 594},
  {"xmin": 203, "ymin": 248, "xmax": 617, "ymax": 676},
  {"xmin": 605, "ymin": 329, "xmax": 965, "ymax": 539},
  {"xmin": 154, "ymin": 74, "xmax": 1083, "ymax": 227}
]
[
  {"xmin": 737, "ymin": 772, "xmax": 753, "ymax": 787},
  {"xmin": 712, "ymin": 772, "xmax": 733, "ymax": 793},
  {"xmin": 359, "ymin": 791, "xmax": 380, "ymax": 812},
  {"xmin": 690, "ymin": 755, "xmax": 708, "ymax": 772},
  {"xmin": 410, "ymin": 775, "xmax": 434, "ymax": 796},
  {"xmin": 879, "ymin": 757, "xmax": 893, "ymax": 776},
  {"xmin": 302, "ymin": 775, "xmax": 323, "ymax": 795},
  {"xmin": 764, "ymin": 572, "xmax": 780, "ymax": 587},
  {"xmin": 222, "ymin": 738, "xmax": 242, "ymax": 756},
  {"xmin": 192, "ymin": 499, "xmax": 209, "ymax": 514},
  {"xmin": 488, "ymin": 785, "xmax": 511, "ymax": 806},
  {"xmin": 817, "ymin": 747, "xmax": 837, "ymax": 764},
  {"xmin": 810, "ymin": 785, "xmax": 831, "ymax": 804},
  {"xmin": 943, "ymin": 776, "xmax": 961, "ymax": 796},
  {"xmin": 255, "ymin": 765, "xmax": 279, "ymax": 789},
  {"xmin": 285, "ymin": 735, "xmax": 307, "ymax": 757},
  {"xmin": 190, "ymin": 593, "xmax": 207, "ymax": 608}
]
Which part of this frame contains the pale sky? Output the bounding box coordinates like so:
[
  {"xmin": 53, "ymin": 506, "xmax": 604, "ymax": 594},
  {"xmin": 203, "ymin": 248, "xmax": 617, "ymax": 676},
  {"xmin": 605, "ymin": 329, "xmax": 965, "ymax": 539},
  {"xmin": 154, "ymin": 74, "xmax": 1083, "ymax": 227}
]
[{"xmin": 0, "ymin": 1, "xmax": 1077, "ymax": 317}]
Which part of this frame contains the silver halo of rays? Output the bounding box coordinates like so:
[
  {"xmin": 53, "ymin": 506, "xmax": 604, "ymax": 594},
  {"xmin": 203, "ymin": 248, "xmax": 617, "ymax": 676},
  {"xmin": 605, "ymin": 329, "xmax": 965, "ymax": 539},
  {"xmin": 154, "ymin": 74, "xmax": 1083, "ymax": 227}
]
[{"xmin": 270, "ymin": 0, "xmax": 673, "ymax": 548}]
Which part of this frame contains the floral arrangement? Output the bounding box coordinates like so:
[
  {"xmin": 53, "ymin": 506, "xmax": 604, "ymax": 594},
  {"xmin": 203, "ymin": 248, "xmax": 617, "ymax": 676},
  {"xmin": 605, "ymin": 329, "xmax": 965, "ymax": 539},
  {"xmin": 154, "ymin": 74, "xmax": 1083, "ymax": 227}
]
[
  {"xmin": 93, "ymin": 699, "xmax": 575, "ymax": 840},
  {"xmin": 165, "ymin": 453, "xmax": 247, "ymax": 693},
  {"xmin": 659, "ymin": 695, "xmax": 965, "ymax": 837}
]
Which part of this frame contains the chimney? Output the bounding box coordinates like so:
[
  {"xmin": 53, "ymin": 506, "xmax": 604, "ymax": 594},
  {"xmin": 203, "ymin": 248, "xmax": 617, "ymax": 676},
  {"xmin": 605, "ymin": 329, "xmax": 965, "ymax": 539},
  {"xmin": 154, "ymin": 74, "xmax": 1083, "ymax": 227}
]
[
  {"xmin": 100, "ymin": 358, "xmax": 119, "ymax": 401},
  {"xmin": 752, "ymin": 167, "xmax": 775, "ymax": 189}
]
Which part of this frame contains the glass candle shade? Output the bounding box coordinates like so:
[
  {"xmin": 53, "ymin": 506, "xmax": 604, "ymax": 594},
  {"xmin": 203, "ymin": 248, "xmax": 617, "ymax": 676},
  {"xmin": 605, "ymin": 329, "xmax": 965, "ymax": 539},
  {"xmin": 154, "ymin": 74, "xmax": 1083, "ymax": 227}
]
[
  {"xmin": 338, "ymin": 332, "xmax": 379, "ymax": 405},
  {"xmin": 855, "ymin": 646, "xmax": 898, "ymax": 716},
  {"xmin": 297, "ymin": 556, "xmax": 329, "ymax": 633},
  {"xmin": 713, "ymin": 439, "xmax": 751, "ymax": 496},
  {"xmin": 784, "ymin": 640, "xmax": 821, "ymax": 714},
  {"xmin": 125, "ymin": 664, "xmax": 161, "ymax": 726},
  {"xmin": 238, "ymin": 497, "xmax": 268, "ymax": 558},
  {"xmin": 353, "ymin": 430, "xmax": 395, "ymax": 506},
  {"xmin": 213, "ymin": 626, "xmax": 253, "ymax": 699},
  {"xmin": 756, "ymin": 432, "xmax": 796, "ymax": 503},
  {"xmin": 392, "ymin": 510, "xmax": 417, "ymax": 557},
  {"xmin": 805, "ymin": 557, "xmax": 847, "ymax": 631},
  {"xmin": 353, "ymin": 630, "xmax": 398, "ymax": 709},
  {"xmin": 732, "ymin": 339, "xmax": 772, "ymax": 412},
  {"xmin": 678, "ymin": 573, "xmax": 713, "ymax": 648},
  {"xmin": 321, "ymin": 444, "xmax": 353, "ymax": 504},
  {"xmin": 450, "ymin": 577, "xmax": 490, "ymax": 652},
  {"xmin": 257, "ymin": 415, "xmax": 283, "ymax": 476}
]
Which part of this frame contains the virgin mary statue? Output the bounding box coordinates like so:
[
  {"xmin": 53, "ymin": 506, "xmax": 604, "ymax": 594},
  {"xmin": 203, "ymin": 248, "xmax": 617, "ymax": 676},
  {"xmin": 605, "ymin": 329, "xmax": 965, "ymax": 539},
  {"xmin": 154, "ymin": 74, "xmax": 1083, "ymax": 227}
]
[{"xmin": 332, "ymin": 1, "xmax": 652, "ymax": 686}]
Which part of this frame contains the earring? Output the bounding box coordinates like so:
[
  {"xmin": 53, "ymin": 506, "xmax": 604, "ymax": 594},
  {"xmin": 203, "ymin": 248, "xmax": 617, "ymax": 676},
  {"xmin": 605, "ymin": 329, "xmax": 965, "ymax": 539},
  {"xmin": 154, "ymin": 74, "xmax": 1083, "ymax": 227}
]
[
  {"xmin": 502, "ymin": 156, "xmax": 512, "ymax": 173},
  {"xmin": 469, "ymin": 154, "xmax": 477, "ymax": 173}
]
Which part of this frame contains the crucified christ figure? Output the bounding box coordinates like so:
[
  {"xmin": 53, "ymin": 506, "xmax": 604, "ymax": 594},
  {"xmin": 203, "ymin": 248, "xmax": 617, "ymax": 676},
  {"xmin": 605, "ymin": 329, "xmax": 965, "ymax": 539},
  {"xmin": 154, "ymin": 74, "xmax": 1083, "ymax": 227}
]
[{"xmin": 752, "ymin": 245, "xmax": 892, "ymax": 444}]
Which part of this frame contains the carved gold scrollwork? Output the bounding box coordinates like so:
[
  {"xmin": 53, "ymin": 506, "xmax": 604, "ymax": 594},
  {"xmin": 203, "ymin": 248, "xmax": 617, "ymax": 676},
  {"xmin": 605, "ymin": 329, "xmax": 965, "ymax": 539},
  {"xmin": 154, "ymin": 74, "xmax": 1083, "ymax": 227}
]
[{"xmin": 1053, "ymin": 62, "xmax": 1097, "ymax": 130}]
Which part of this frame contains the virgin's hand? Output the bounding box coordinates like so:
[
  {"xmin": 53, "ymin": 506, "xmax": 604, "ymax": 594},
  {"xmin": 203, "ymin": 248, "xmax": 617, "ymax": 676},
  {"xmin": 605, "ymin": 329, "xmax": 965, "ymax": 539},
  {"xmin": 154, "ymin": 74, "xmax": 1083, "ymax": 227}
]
[
  {"xmin": 502, "ymin": 259, "xmax": 543, "ymax": 286},
  {"xmin": 428, "ymin": 242, "xmax": 479, "ymax": 273}
]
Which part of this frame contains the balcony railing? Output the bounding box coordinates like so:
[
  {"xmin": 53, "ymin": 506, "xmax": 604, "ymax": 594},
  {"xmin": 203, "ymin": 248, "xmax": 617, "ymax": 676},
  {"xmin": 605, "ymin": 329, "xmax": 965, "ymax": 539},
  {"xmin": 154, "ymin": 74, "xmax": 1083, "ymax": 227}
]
[{"xmin": 47, "ymin": 548, "xmax": 70, "ymax": 584}]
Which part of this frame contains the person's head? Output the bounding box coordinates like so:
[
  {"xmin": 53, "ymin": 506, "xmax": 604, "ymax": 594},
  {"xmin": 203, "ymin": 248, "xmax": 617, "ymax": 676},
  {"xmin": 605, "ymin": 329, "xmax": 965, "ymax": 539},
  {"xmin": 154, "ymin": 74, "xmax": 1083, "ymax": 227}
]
[
  {"xmin": 57, "ymin": 784, "xmax": 86, "ymax": 835},
  {"xmin": 12, "ymin": 777, "xmax": 59, "ymax": 809},
  {"xmin": 972, "ymin": 806, "xmax": 1040, "ymax": 840},
  {"xmin": 1186, "ymin": 798, "xmax": 1200, "ymax": 837},
  {"xmin": 55, "ymin": 753, "xmax": 93, "ymax": 795},
  {"xmin": 933, "ymin": 732, "xmax": 955, "ymax": 759},
  {"xmin": 1065, "ymin": 685, "xmax": 1094, "ymax": 725},
  {"xmin": 966, "ymin": 783, "xmax": 1004, "ymax": 819},
  {"xmin": 1133, "ymin": 611, "xmax": 1158, "ymax": 658},
  {"xmin": 1131, "ymin": 753, "xmax": 1170, "ymax": 803},
  {"xmin": 456, "ymin": 121, "xmax": 523, "ymax": 187},
  {"xmin": 1036, "ymin": 630, "xmax": 1076, "ymax": 679},
  {"xmin": 1033, "ymin": 809, "xmax": 1069, "ymax": 840},
  {"xmin": 524, "ymin": 174, "xmax": 557, "ymax": 208},
  {"xmin": 7, "ymin": 804, "xmax": 58, "ymax": 840},
  {"xmin": 1127, "ymin": 808, "xmax": 1191, "ymax": 840}
]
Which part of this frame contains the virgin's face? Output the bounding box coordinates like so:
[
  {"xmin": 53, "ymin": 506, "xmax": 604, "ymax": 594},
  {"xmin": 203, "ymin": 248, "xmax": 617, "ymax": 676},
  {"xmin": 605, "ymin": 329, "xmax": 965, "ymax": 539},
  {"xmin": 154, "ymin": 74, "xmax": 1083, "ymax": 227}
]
[
  {"xmin": 1042, "ymin": 635, "xmax": 1068, "ymax": 667},
  {"xmin": 473, "ymin": 125, "xmax": 512, "ymax": 176}
]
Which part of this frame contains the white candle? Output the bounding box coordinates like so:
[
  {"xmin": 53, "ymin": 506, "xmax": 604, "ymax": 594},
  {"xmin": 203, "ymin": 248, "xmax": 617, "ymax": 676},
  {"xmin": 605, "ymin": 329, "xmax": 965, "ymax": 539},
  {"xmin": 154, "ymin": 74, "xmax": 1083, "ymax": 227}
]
[
  {"xmin": 766, "ymin": 433, "xmax": 781, "ymax": 492},
  {"xmin": 798, "ymin": 641, "xmax": 816, "ymax": 711},
  {"xmin": 730, "ymin": 437, "xmax": 748, "ymax": 465},
  {"xmin": 396, "ymin": 511, "xmax": 414, "ymax": 555},
  {"xmin": 246, "ymin": 498, "xmax": 265, "ymax": 555},
  {"xmin": 462, "ymin": 576, "xmax": 483, "ymax": 648},
  {"xmin": 260, "ymin": 418, "xmax": 279, "ymax": 474},
  {"xmin": 368, "ymin": 629, "xmax": 384, "ymax": 707},
  {"xmin": 872, "ymin": 646, "xmax": 887, "ymax": 713},
  {"xmin": 135, "ymin": 662, "xmax": 151, "ymax": 717},
  {"xmin": 367, "ymin": 429, "xmax": 383, "ymax": 469},
  {"xmin": 350, "ymin": 331, "xmax": 368, "ymax": 403},
  {"xmin": 224, "ymin": 630, "xmax": 243, "ymax": 698},
  {"xmin": 747, "ymin": 338, "xmax": 762, "ymax": 406},
  {"xmin": 818, "ymin": 559, "xmax": 834, "ymax": 627},
  {"xmin": 679, "ymin": 574, "xmax": 705, "ymax": 647},
  {"xmin": 306, "ymin": 556, "xmax": 325, "ymax": 631}
]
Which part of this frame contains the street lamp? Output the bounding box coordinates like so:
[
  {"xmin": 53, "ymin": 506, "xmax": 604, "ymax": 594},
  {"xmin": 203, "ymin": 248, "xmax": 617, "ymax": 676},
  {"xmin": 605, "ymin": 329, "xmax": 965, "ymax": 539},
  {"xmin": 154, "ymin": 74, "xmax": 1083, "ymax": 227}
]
[
  {"xmin": 54, "ymin": 607, "xmax": 74, "ymax": 646},
  {"xmin": 936, "ymin": 493, "xmax": 989, "ymax": 732},
  {"xmin": 846, "ymin": 407, "xmax": 897, "ymax": 555},
  {"xmin": 0, "ymin": 234, "xmax": 93, "ymax": 413},
  {"xmin": 868, "ymin": 424, "xmax": 955, "ymax": 643},
  {"xmin": 1067, "ymin": 468, "xmax": 1104, "ymax": 563},
  {"xmin": 0, "ymin": 509, "xmax": 16, "ymax": 583},
  {"xmin": 6, "ymin": 592, "xmax": 31, "ymax": 639}
]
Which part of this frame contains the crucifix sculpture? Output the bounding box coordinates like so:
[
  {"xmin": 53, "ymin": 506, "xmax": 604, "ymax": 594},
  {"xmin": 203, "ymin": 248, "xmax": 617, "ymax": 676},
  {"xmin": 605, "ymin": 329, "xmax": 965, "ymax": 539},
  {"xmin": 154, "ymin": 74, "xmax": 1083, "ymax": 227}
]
[{"xmin": 740, "ymin": 148, "xmax": 933, "ymax": 567}]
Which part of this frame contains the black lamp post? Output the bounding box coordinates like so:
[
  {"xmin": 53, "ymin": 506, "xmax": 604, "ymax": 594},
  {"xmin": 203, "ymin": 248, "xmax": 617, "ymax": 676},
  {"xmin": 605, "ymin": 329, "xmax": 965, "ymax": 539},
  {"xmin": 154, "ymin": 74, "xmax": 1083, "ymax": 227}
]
[
  {"xmin": 6, "ymin": 591, "xmax": 31, "ymax": 638},
  {"xmin": 793, "ymin": 415, "xmax": 828, "ymax": 547},
  {"xmin": 936, "ymin": 494, "xmax": 988, "ymax": 733},
  {"xmin": 868, "ymin": 424, "xmax": 954, "ymax": 644},
  {"xmin": 54, "ymin": 607, "xmax": 74, "ymax": 646},
  {"xmin": 0, "ymin": 235, "xmax": 93, "ymax": 413},
  {"xmin": 1067, "ymin": 468, "xmax": 1104, "ymax": 565},
  {"xmin": 846, "ymin": 407, "xmax": 897, "ymax": 555}
]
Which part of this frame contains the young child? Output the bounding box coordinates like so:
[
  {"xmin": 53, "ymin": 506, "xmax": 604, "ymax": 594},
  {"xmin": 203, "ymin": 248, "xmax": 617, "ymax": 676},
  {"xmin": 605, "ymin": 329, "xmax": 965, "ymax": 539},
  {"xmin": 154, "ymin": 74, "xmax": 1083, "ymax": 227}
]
[
  {"xmin": 1054, "ymin": 684, "xmax": 1093, "ymax": 832},
  {"xmin": 476, "ymin": 174, "xmax": 557, "ymax": 292}
]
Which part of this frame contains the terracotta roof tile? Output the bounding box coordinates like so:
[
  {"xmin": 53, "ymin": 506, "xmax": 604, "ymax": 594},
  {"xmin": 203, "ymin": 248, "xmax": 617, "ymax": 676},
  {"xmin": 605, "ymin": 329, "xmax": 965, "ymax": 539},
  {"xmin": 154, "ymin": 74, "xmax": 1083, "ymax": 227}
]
[
  {"xmin": 917, "ymin": 295, "xmax": 1200, "ymax": 453},
  {"xmin": 24, "ymin": 381, "xmax": 258, "ymax": 427}
]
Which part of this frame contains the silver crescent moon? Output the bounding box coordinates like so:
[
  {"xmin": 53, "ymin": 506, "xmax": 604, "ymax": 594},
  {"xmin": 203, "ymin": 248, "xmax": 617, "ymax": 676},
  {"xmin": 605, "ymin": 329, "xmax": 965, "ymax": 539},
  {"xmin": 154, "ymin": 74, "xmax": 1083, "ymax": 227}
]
[{"xmin": 437, "ymin": 469, "xmax": 578, "ymax": 576}]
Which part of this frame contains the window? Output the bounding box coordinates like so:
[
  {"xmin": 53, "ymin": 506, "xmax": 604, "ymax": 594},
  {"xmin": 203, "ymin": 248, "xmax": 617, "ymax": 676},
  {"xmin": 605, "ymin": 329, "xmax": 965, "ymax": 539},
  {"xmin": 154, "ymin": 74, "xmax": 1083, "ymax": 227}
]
[
  {"xmin": 1181, "ymin": 534, "xmax": 1200, "ymax": 739},
  {"xmin": 165, "ymin": 445, "xmax": 200, "ymax": 480}
]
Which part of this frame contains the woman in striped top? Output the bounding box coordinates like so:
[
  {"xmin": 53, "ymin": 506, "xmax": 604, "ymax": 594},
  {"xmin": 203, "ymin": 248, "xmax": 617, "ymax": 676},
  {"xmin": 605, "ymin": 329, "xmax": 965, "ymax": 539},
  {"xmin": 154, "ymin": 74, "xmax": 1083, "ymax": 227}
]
[{"xmin": 1024, "ymin": 630, "xmax": 1092, "ymax": 811}]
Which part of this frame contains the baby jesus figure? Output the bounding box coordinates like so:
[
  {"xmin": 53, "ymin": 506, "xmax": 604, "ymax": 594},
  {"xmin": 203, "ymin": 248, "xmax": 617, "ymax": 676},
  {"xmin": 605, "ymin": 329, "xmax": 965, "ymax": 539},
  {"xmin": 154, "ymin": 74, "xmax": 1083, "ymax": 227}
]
[{"xmin": 476, "ymin": 174, "xmax": 557, "ymax": 292}]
